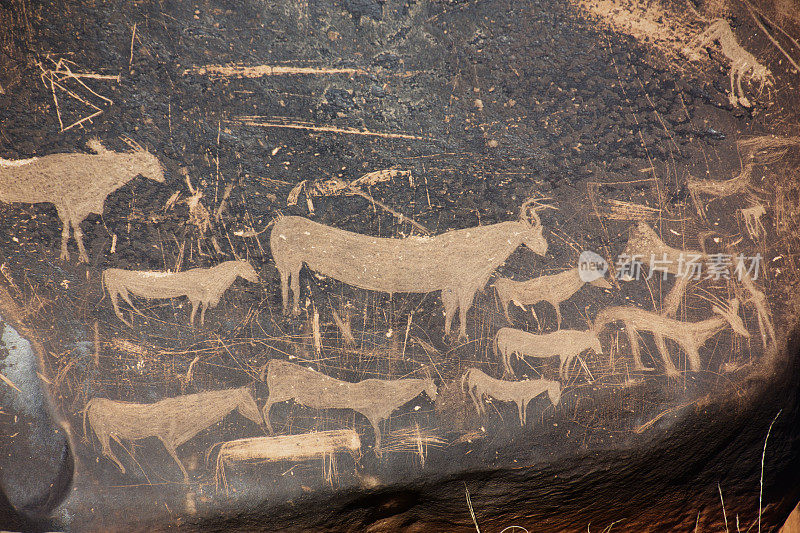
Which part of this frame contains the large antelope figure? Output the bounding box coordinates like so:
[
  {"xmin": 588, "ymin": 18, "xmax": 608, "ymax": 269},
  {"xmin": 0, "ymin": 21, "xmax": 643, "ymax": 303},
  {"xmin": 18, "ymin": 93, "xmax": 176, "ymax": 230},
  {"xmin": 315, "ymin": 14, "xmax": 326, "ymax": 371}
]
[
  {"xmin": 494, "ymin": 267, "xmax": 610, "ymax": 327},
  {"xmin": 0, "ymin": 139, "xmax": 165, "ymax": 262},
  {"xmin": 102, "ymin": 260, "xmax": 259, "ymax": 326},
  {"xmin": 620, "ymin": 222, "xmax": 708, "ymax": 317},
  {"xmin": 270, "ymin": 200, "xmax": 548, "ymax": 339},
  {"xmin": 261, "ymin": 359, "xmax": 437, "ymax": 454},
  {"xmin": 494, "ymin": 327, "xmax": 603, "ymax": 380},
  {"xmin": 461, "ymin": 368, "xmax": 561, "ymax": 426},
  {"xmin": 82, "ymin": 387, "xmax": 263, "ymax": 482},
  {"xmin": 594, "ymin": 298, "xmax": 750, "ymax": 376}
]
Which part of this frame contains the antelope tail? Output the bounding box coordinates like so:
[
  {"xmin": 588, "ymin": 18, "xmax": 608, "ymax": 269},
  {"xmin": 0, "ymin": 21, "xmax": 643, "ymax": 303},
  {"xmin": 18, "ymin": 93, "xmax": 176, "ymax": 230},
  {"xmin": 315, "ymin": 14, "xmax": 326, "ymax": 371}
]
[
  {"xmin": 460, "ymin": 369, "xmax": 471, "ymax": 395},
  {"xmin": 82, "ymin": 400, "xmax": 93, "ymax": 442}
]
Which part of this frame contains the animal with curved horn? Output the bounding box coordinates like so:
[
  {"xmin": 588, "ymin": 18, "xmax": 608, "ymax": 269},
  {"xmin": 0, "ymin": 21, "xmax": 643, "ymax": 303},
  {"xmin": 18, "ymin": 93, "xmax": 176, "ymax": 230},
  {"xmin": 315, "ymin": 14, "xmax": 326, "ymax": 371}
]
[
  {"xmin": 0, "ymin": 138, "xmax": 165, "ymax": 262},
  {"xmin": 270, "ymin": 199, "xmax": 549, "ymax": 339}
]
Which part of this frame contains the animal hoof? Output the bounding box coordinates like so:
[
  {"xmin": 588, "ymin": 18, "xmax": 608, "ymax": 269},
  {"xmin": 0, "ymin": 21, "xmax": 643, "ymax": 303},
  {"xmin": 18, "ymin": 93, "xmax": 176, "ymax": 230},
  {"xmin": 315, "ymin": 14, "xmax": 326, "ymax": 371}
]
[{"xmin": 59, "ymin": 251, "xmax": 69, "ymax": 261}]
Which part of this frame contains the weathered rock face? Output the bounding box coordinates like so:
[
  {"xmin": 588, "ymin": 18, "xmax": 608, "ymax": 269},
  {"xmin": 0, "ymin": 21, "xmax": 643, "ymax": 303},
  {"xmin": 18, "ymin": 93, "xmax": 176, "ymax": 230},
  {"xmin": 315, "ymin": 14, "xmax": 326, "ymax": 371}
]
[{"xmin": 0, "ymin": 0, "xmax": 799, "ymax": 530}]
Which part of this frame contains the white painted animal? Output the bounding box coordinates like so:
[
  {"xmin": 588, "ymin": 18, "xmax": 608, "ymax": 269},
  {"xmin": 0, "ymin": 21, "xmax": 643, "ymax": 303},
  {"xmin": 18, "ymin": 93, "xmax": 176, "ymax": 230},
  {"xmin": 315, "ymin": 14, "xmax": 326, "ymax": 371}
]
[
  {"xmin": 102, "ymin": 260, "xmax": 259, "ymax": 326},
  {"xmin": 494, "ymin": 267, "xmax": 610, "ymax": 327},
  {"xmin": 461, "ymin": 368, "xmax": 560, "ymax": 426},
  {"xmin": 0, "ymin": 139, "xmax": 165, "ymax": 262},
  {"xmin": 594, "ymin": 298, "xmax": 750, "ymax": 376},
  {"xmin": 494, "ymin": 327, "xmax": 603, "ymax": 380},
  {"xmin": 270, "ymin": 200, "xmax": 548, "ymax": 339}
]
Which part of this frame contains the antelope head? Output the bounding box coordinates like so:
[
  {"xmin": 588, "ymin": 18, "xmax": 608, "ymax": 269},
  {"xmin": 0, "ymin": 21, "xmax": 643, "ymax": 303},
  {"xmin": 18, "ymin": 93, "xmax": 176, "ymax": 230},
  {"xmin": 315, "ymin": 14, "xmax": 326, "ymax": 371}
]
[
  {"xmin": 712, "ymin": 298, "xmax": 750, "ymax": 338},
  {"xmin": 123, "ymin": 137, "xmax": 165, "ymax": 183},
  {"xmin": 519, "ymin": 199, "xmax": 548, "ymax": 256},
  {"xmin": 237, "ymin": 260, "xmax": 260, "ymax": 283}
]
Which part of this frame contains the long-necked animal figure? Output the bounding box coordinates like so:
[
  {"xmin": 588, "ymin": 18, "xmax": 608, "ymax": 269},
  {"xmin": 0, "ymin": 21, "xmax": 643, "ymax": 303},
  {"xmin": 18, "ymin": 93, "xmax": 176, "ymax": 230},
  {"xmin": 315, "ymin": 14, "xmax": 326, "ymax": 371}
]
[
  {"xmin": 270, "ymin": 200, "xmax": 548, "ymax": 339},
  {"xmin": 494, "ymin": 267, "xmax": 610, "ymax": 327},
  {"xmin": 460, "ymin": 368, "xmax": 560, "ymax": 426},
  {"xmin": 0, "ymin": 139, "xmax": 165, "ymax": 262},
  {"xmin": 494, "ymin": 327, "xmax": 603, "ymax": 380},
  {"xmin": 102, "ymin": 260, "xmax": 259, "ymax": 326},
  {"xmin": 594, "ymin": 298, "xmax": 750, "ymax": 376},
  {"xmin": 686, "ymin": 163, "xmax": 758, "ymax": 223},
  {"xmin": 82, "ymin": 387, "xmax": 263, "ymax": 482},
  {"xmin": 695, "ymin": 19, "xmax": 773, "ymax": 107},
  {"xmin": 620, "ymin": 222, "xmax": 708, "ymax": 317},
  {"xmin": 261, "ymin": 359, "xmax": 437, "ymax": 454}
]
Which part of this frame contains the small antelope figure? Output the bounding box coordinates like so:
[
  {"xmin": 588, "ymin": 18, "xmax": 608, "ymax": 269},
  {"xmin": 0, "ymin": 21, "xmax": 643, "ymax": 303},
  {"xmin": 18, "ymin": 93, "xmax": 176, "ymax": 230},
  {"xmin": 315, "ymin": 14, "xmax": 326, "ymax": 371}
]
[
  {"xmin": 694, "ymin": 19, "xmax": 773, "ymax": 107},
  {"xmin": 82, "ymin": 387, "xmax": 263, "ymax": 482},
  {"xmin": 594, "ymin": 298, "xmax": 750, "ymax": 376},
  {"xmin": 270, "ymin": 199, "xmax": 548, "ymax": 339},
  {"xmin": 461, "ymin": 368, "xmax": 561, "ymax": 426},
  {"xmin": 686, "ymin": 164, "xmax": 757, "ymax": 223},
  {"xmin": 494, "ymin": 267, "xmax": 611, "ymax": 327},
  {"xmin": 102, "ymin": 260, "xmax": 259, "ymax": 326},
  {"xmin": 0, "ymin": 139, "xmax": 165, "ymax": 262},
  {"xmin": 261, "ymin": 359, "xmax": 437, "ymax": 454},
  {"xmin": 494, "ymin": 327, "xmax": 603, "ymax": 380}
]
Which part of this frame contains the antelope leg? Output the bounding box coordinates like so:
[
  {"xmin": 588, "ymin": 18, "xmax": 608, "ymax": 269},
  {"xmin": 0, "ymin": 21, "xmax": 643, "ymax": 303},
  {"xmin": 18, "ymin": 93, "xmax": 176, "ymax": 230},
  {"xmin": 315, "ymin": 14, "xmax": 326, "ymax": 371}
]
[
  {"xmin": 72, "ymin": 218, "xmax": 89, "ymax": 263},
  {"xmin": 161, "ymin": 439, "xmax": 189, "ymax": 483},
  {"xmin": 55, "ymin": 206, "xmax": 70, "ymax": 261}
]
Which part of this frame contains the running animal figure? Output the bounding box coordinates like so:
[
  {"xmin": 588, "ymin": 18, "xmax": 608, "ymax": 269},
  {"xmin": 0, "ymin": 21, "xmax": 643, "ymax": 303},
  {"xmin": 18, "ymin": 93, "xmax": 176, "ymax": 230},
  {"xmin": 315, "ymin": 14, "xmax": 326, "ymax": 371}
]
[
  {"xmin": 494, "ymin": 327, "xmax": 603, "ymax": 380},
  {"xmin": 261, "ymin": 359, "xmax": 437, "ymax": 454},
  {"xmin": 695, "ymin": 19, "xmax": 773, "ymax": 107},
  {"xmin": 270, "ymin": 200, "xmax": 548, "ymax": 339},
  {"xmin": 594, "ymin": 298, "xmax": 750, "ymax": 376},
  {"xmin": 494, "ymin": 267, "xmax": 610, "ymax": 327},
  {"xmin": 461, "ymin": 368, "xmax": 561, "ymax": 426},
  {"xmin": 82, "ymin": 387, "xmax": 263, "ymax": 482},
  {"xmin": 0, "ymin": 139, "xmax": 165, "ymax": 262},
  {"xmin": 102, "ymin": 260, "xmax": 259, "ymax": 326}
]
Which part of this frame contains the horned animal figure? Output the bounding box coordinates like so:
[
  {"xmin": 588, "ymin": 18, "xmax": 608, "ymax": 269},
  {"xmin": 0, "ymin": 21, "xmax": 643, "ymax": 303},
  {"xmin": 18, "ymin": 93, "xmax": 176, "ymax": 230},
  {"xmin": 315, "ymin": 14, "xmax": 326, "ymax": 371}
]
[
  {"xmin": 460, "ymin": 368, "xmax": 560, "ymax": 426},
  {"xmin": 214, "ymin": 430, "xmax": 361, "ymax": 493},
  {"xmin": 82, "ymin": 387, "xmax": 263, "ymax": 482},
  {"xmin": 0, "ymin": 139, "xmax": 165, "ymax": 262},
  {"xmin": 102, "ymin": 260, "xmax": 259, "ymax": 326},
  {"xmin": 733, "ymin": 258, "xmax": 775, "ymax": 349},
  {"xmin": 695, "ymin": 19, "xmax": 773, "ymax": 107},
  {"xmin": 261, "ymin": 359, "xmax": 437, "ymax": 454},
  {"xmin": 494, "ymin": 267, "xmax": 610, "ymax": 327},
  {"xmin": 620, "ymin": 222, "xmax": 708, "ymax": 317},
  {"xmin": 270, "ymin": 200, "xmax": 548, "ymax": 339},
  {"xmin": 594, "ymin": 298, "xmax": 750, "ymax": 376},
  {"xmin": 494, "ymin": 327, "xmax": 603, "ymax": 380},
  {"xmin": 686, "ymin": 163, "xmax": 758, "ymax": 223}
]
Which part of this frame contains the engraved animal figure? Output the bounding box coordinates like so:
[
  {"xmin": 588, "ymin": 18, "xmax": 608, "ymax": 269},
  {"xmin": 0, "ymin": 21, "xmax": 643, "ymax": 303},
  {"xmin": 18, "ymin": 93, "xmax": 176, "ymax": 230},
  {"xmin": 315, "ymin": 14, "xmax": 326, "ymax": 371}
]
[
  {"xmin": 494, "ymin": 327, "xmax": 603, "ymax": 380},
  {"xmin": 695, "ymin": 19, "xmax": 773, "ymax": 107},
  {"xmin": 460, "ymin": 368, "xmax": 561, "ymax": 426},
  {"xmin": 270, "ymin": 200, "xmax": 548, "ymax": 339},
  {"xmin": 686, "ymin": 164, "xmax": 758, "ymax": 223},
  {"xmin": 733, "ymin": 258, "xmax": 775, "ymax": 349},
  {"xmin": 620, "ymin": 222, "xmax": 708, "ymax": 317},
  {"xmin": 82, "ymin": 387, "xmax": 263, "ymax": 482},
  {"xmin": 261, "ymin": 359, "xmax": 437, "ymax": 454},
  {"xmin": 214, "ymin": 430, "xmax": 361, "ymax": 493},
  {"xmin": 494, "ymin": 267, "xmax": 611, "ymax": 327},
  {"xmin": 594, "ymin": 299, "xmax": 750, "ymax": 376},
  {"xmin": 102, "ymin": 260, "xmax": 259, "ymax": 326},
  {"xmin": 0, "ymin": 139, "xmax": 165, "ymax": 262},
  {"xmin": 741, "ymin": 203, "xmax": 766, "ymax": 240}
]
